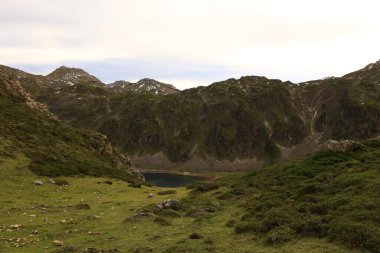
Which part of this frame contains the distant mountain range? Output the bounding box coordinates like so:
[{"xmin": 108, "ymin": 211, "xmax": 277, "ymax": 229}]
[{"xmin": 1, "ymin": 60, "xmax": 379, "ymax": 171}]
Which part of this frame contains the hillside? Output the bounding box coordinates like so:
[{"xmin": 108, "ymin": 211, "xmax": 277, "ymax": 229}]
[
  {"xmin": 1, "ymin": 138, "xmax": 377, "ymax": 252},
  {"xmin": 0, "ymin": 67, "xmax": 142, "ymax": 182},
  {"xmin": 1, "ymin": 60, "xmax": 379, "ymax": 171}
]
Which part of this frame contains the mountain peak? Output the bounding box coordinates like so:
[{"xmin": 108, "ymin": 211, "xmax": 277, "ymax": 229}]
[
  {"xmin": 343, "ymin": 59, "xmax": 380, "ymax": 82},
  {"xmin": 108, "ymin": 78, "xmax": 178, "ymax": 95},
  {"xmin": 47, "ymin": 66, "xmax": 101, "ymax": 83},
  {"xmin": 137, "ymin": 78, "xmax": 157, "ymax": 83}
]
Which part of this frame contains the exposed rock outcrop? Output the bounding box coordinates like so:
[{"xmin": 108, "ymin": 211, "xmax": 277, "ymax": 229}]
[
  {"xmin": 321, "ymin": 139, "xmax": 364, "ymax": 153},
  {"xmin": 90, "ymin": 133, "xmax": 144, "ymax": 181},
  {"xmin": 156, "ymin": 199, "xmax": 180, "ymax": 210},
  {"xmin": 0, "ymin": 69, "xmax": 51, "ymax": 114}
]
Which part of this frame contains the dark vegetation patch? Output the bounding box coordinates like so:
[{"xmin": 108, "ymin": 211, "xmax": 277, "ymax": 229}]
[
  {"xmin": 218, "ymin": 139, "xmax": 380, "ymax": 252},
  {"xmin": 157, "ymin": 190, "xmax": 177, "ymax": 195},
  {"xmin": 154, "ymin": 216, "xmax": 172, "ymax": 226},
  {"xmin": 54, "ymin": 178, "xmax": 70, "ymax": 186}
]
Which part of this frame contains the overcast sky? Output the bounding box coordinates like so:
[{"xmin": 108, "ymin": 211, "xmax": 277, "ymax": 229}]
[{"xmin": 0, "ymin": 0, "xmax": 379, "ymax": 89}]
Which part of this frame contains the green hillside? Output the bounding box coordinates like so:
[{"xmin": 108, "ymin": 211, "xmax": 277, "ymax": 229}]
[
  {"xmin": 0, "ymin": 68, "xmax": 141, "ymax": 182},
  {"xmin": 1, "ymin": 138, "xmax": 378, "ymax": 252}
]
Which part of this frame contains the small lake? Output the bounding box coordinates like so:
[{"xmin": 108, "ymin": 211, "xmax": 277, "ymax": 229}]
[{"xmin": 142, "ymin": 172, "xmax": 202, "ymax": 187}]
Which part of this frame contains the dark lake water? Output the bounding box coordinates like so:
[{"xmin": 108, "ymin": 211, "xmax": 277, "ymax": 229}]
[{"xmin": 142, "ymin": 172, "xmax": 202, "ymax": 187}]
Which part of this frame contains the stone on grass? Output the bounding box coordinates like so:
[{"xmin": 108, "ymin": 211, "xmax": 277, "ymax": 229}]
[
  {"xmin": 156, "ymin": 199, "xmax": 179, "ymax": 210},
  {"xmin": 48, "ymin": 178, "xmax": 56, "ymax": 184},
  {"xmin": 53, "ymin": 240, "xmax": 64, "ymax": 246},
  {"xmin": 34, "ymin": 180, "xmax": 44, "ymax": 186},
  {"xmin": 10, "ymin": 224, "xmax": 22, "ymax": 229}
]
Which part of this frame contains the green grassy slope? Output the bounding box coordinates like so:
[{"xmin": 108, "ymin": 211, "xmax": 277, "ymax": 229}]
[
  {"xmin": 178, "ymin": 137, "xmax": 380, "ymax": 252},
  {"xmin": 0, "ymin": 154, "xmax": 362, "ymax": 253},
  {"xmin": 0, "ymin": 68, "xmax": 139, "ymax": 182}
]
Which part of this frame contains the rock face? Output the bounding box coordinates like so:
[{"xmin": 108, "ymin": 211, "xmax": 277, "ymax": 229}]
[
  {"xmin": 0, "ymin": 70, "xmax": 51, "ymax": 114},
  {"xmin": 90, "ymin": 134, "xmax": 144, "ymax": 181},
  {"xmin": 321, "ymin": 139, "xmax": 364, "ymax": 153}
]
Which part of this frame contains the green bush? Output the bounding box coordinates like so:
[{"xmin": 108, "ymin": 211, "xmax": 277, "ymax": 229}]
[
  {"xmin": 328, "ymin": 219, "xmax": 380, "ymax": 252},
  {"xmin": 54, "ymin": 178, "xmax": 70, "ymax": 186},
  {"xmin": 195, "ymin": 182, "xmax": 219, "ymax": 192},
  {"xmin": 265, "ymin": 226, "xmax": 295, "ymax": 245},
  {"xmin": 154, "ymin": 217, "xmax": 171, "ymax": 226},
  {"xmin": 157, "ymin": 190, "xmax": 177, "ymax": 195},
  {"xmin": 235, "ymin": 221, "xmax": 260, "ymax": 234}
]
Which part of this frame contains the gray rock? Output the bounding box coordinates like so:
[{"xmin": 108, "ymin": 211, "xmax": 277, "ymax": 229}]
[
  {"xmin": 321, "ymin": 139, "xmax": 364, "ymax": 153},
  {"xmin": 125, "ymin": 209, "xmax": 154, "ymax": 222},
  {"xmin": 156, "ymin": 199, "xmax": 179, "ymax": 210},
  {"xmin": 34, "ymin": 180, "xmax": 44, "ymax": 186}
]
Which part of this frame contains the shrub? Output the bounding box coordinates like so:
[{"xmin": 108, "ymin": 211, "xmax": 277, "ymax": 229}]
[
  {"xmin": 75, "ymin": 203, "xmax": 90, "ymax": 210},
  {"xmin": 328, "ymin": 219, "xmax": 380, "ymax": 252},
  {"xmin": 189, "ymin": 233, "xmax": 202, "ymax": 239},
  {"xmin": 265, "ymin": 226, "xmax": 295, "ymax": 245},
  {"xmin": 195, "ymin": 182, "xmax": 219, "ymax": 192},
  {"xmin": 260, "ymin": 208, "xmax": 294, "ymax": 232},
  {"xmin": 157, "ymin": 190, "xmax": 177, "ymax": 195},
  {"xmin": 235, "ymin": 221, "xmax": 260, "ymax": 234},
  {"xmin": 54, "ymin": 178, "xmax": 70, "ymax": 186},
  {"xmin": 293, "ymin": 216, "xmax": 327, "ymax": 236},
  {"xmin": 225, "ymin": 219, "xmax": 235, "ymax": 227},
  {"xmin": 157, "ymin": 209, "xmax": 181, "ymax": 218},
  {"xmin": 52, "ymin": 245, "xmax": 77, "ymax": 253},
  {"xmin": 154, "ymin": 217, "xmax": 171, "ymax": 226}
]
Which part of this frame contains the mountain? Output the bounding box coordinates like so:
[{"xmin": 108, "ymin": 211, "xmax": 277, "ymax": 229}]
[
  {"xmin": 0, "ymin": 67, "xmax": 143, "ymax": 182},
  {"xmin": 1, "ymin": 60, "xmax": 379, "ymax": 171},
  {"xmin": 108, "ymin": 78, "xmax": 179, "ymax": 94}
]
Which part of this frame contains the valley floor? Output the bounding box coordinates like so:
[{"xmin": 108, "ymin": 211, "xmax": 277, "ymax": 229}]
[{"xmin": 0, "ymin": 155, "xmax": 363, "ymax": 253}]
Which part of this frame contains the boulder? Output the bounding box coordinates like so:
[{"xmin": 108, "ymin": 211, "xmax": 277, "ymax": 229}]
[
  {"xmin": 48, "ymin": 178, "xmax": 56, "ymax": 184},
  {"xmin": 53, "ymin": 240, "xmax": 64, "ymax": 247},
  {"xmin": 156, "ymin": 199, "xmax": 180, "ymax": 210},
  {"xmin": 34, "ymin": 180, "xmax": 44, "ymax": 186},
  {"xmin": 321, "ymin": 139, "xmax": 364, "ymax": 153},
  {"xmin": 10, "ymin": 224, "xmax": 22, "ymax": 229}
]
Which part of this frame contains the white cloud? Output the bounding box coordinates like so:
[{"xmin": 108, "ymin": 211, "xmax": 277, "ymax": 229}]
[{"xmin": 0, "ymin": 0, "xmax": 379, "ymax": 89}]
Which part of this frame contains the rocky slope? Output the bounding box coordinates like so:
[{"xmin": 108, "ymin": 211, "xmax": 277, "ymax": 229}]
[
  {"xmin": 108, "ymin": 78, "xmax": 178, "ymax": 95},
  {"xmin": 0, "ymin": 67, "xmax": 143, "ymax": 181},
  {"xmin": 1, "ymin": 60, "xmax": 379, "ymax": 171}
]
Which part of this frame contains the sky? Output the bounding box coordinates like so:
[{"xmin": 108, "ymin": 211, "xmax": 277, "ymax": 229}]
[{"xmin": 0, "ymin": 0, "xmax": 379, "ymax": 90}]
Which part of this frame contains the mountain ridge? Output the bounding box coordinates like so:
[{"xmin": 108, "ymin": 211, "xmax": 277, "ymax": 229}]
[{"xmin": 1, "ymin": 60, "xmax": 379, "ymax": 171}]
